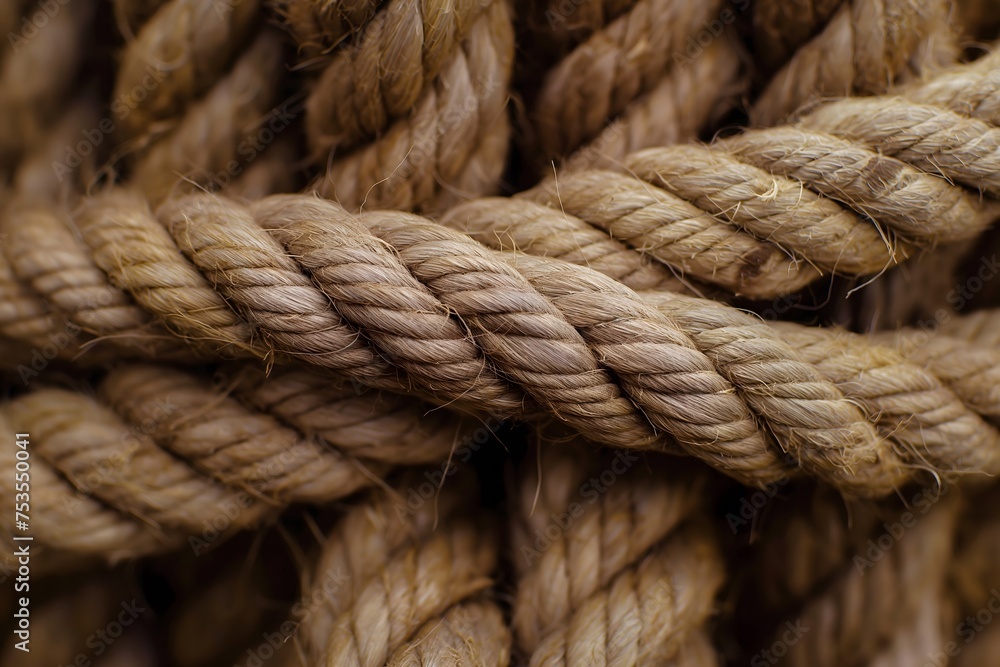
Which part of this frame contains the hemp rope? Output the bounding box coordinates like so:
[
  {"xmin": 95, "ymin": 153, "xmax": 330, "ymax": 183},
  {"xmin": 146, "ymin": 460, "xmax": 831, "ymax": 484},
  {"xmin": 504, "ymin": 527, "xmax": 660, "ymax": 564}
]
[
  {"xmin": 0, "ymin": 362, "xmax": 468, "ymax": 562},
  {"xmin": 531, "ymin": 0, "xmax": 726, "ymax": 161},
  {"xmin": 561, "ymin": 38, "xmax": 744, "ymax": 172},
  {"xmin": 751, "ymin": 0, "xmax": 957, "ymax": 126},
  {"xmin": 750, "ymin": 490, "xmax": 959, "ymax": 666},
  {"xmin": 300, "ymin": 471, "xmax": 509, "ymax": 667},
  {"xmin": 0, "ymin": 0, "xmax": 97, "ymax": 171},
  {"xmin": 113, "ymin": 0, "xmax": 261, "ymax": 141},
  {"xmin": 304, "ymin": 0, "xmax": 495, "ymax": 154},
  {"xmin": 510, "ymin": 438, "xmax": 723, "ymax": 665},
  {"xmin": 308, "ymin": 0, "xmax": 514, "ymax": 213},
  {"xmin": 10, "ymin": 190, "xmax": 1000, "ymax": 494},
  {"xmin": 526, "ymin": 0, "xmax": 638, "ymax": 52},
  {"xmin": 129, "ymin": 30, "xmax": 286, "ymax": 205},
  {"xmin": 447, "ymin": 196, "xmax": 1000, "ymax": 493},
  {"xmin": 269, "ymin": 0, "xmax": 380, "ymax": 61},
  {"xmin": 516, "ymin": 58, "xmax": 1000, "ymax": 297}
]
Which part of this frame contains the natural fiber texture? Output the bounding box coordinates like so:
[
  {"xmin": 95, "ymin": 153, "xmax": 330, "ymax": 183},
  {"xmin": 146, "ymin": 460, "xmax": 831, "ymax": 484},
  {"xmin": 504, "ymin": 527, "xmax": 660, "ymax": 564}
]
[
  {"xmin": 129, "ymin": 30, "xmax": 286, "ymax": 205},
  {"xmin": 751, "ymin": 0, "xmax": 956, "ymax": 126},
  {"xmin": 0, "ymin": 361, "xmax": 468, "ymax": 562},
  {"xmin": 221, "ymin": 135, "xmax": 300, "ymax": 200},
  {"xmin": 531, "ymin": 0, "xmax": 724, "ymax": 160},
  {"xmin": 113, "ymin": 0, "xmax": 261, "ymax": 140},
  {"xmin": 450, "ymin": 198, "xmax": 1000, "ymax": 493},
  {"xmin": 0, "ymin": 0, "xmax": 97, "ymax": 170},
  {"xmin": 10, "ymin": 190, "xmax": 1000, "ymax": 494},
  {"xmin": 269, "ymin": 0, "xmax": 380, "ymax": 60},
  {"xmin": 308, "ymin": 0, "xmax": 514, "ymax": 213},
  {"xmin": 301, "ymin": 471, "xmax": 509, "ymax": 666},
  {"xmin": 561, "ymin": 38, "xmax": 744, "ymax": 171},
  {"xmin": 510, "ymin": 439, "xmax": 723, "ymax": 666},
  {"xmin": 800, "ymin": 96, "xmax": 1000, "ymax": 196},
  {"xmin": 305, "ymin": 0, "xmax": 495, "ymax": 152},
  {"xmin": 526, "ymin": 0, "xmax": 638, "ymax": 51}
]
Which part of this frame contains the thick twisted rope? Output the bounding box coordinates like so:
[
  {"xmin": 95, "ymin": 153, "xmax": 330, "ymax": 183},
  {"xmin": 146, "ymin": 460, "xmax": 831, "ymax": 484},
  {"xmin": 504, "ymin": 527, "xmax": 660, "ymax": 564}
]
[
  {"xmin": 304, "ymin": 0, "xmax": 495, "ymax": 153},
  {"xmin": 447, "ymin": 195, "xmax": 1000, "ymax": 493},
  {"xmin": 531, "ymin": 0, "xmax": 725, "ymax": 160},
  {"xmin": 562, "ymin": 38, "xmax": 744, "ymax": 172},
  {"xmin": 129, "ymin": 30, "xmax": 286, "ymax": 205},
  {"xmin": 751, "ymin": 0, "xmax": 956, "ymax": 126},
  {"xmin": 516, "ymin": 56, "xmax": 1000, "ymax": 296},
  {"xmin": 510, "ymin": 438, "xmax": 723, "ymax": 665},
  {"xmin": 8, "ymin": 190, "xmax": 1000, "ymax": 493},
  {"xmin": 301, "ymin": 471, "xmax": 508, "ymax": 667},
  {"xmin": 0, "ymin": 362, "xmax": 468, "ymax": 562},
  {"xmin": 308, "ymin": 0, "xmax": 513, "ymax": 213},
  {"xmin": 752, "ymin": 0, "xmax": 843, "ymax": 74},
  {"xmin": 113, "ymin": 0, "xmax": 261, "ymax": 141}
]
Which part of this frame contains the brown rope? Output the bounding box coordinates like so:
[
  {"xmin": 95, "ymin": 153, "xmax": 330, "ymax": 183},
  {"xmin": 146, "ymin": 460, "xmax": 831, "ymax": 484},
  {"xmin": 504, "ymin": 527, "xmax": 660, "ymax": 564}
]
[
  {"xmin": 751, "ymin": 0, "xmax": 957, "ymax": 126},
  {"xmin": 112, "ymin": 0, "xmax": 261, "ymax": 141},
  {"xmin": 510, "ymin": 437, "xmax": 723, "ymax": 665},
  {"xmin": 8, "ymin": 190, "xmax": 1000, "ymax": 493},
  {"xmin": 307, "ymin": 0, "xmax": 514, "ymax": 213},
  {"xmin": 531, "ymin": 0, "xmax": 727, "ymax": 161},
  {"xmin": 269, "ymin": 0, "xmax": 381, "ymax": 61},
  {"xmin": 0, "ymin": 362, "xmax": 467, "ymax": 562},
  {"xmin": 129, "ymin": 30, "xmax": 286, "ymax": 205},
  {"xmin": 300, "ymin": 471, "xmax": 508, "ymax": 666}
]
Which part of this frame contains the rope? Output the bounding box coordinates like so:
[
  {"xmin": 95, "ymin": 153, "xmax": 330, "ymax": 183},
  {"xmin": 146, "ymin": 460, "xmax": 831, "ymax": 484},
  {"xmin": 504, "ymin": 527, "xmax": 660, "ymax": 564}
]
[
  {"xmin": 112, "ymin": 0, "xmax": 262, "ymax": 141},
  {"xmin": 307, "ymin": 0, "xmax": 514, "ymax": 213},
  {"xmin": 300, "ymin": 471, "xmax": 508, "ymax": 666},
  {"xmin": 0, "ymin": 363, "xmax": 467, "ymax": 562},
  {"xmin": 8, "ymin": 189, "xmax": 1000, "ymax": 494},
  {"xmin": 510, "ymin": 437, "xmax": 723, "ymax": 665},
  {"xmin": 751, "ymin": 0, "xmax": 957, "ymax": 126}
]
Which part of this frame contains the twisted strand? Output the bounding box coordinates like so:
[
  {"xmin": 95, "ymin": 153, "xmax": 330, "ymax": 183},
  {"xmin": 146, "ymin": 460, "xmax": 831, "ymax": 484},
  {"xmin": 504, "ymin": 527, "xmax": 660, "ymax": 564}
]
[
  {"xmin": 305, "ymin": 0, "xmax": 494, "ymax": 151},
  {"xmin": 903, "ymin": 48, "xmax": 1000, "ymax": 125},
  {"xmin": 801, "ymin": 96, "xmax": 1000, "ymax": 196},
  {"xmin": 532, "ymin": 0, "xmax": 724, "ymax": 159},
  {"xmin": 510, "ymin": 441, "xmax": 723, "ymax": 666},
  {"xmin": 454, "ymin": 197, "xmax": 1000, "ymax": 491},
  {"xmin": 0, "ymin": 199, "xmax": 190, "ymax": 360},
  {"xmin": 113, "ymin": 0, "xmax": 167, "ymax": 38},
  {"xmin": 113, "ymin": 0, "xmax": 261, "ymax": 140},
  {"xmin": 130, "ymin": 30, "xmax": 286, "ymax": 205},
  {"xmin": 12, "ymin": 190, "xmax": 1000, "ymax": 492},
  {"xmin": 563, "ymin": 38, "xmax": 744, "ymax": 171},
  {"xmin": 302, "ymin": 472, "xmax": 505, "ymax": 667},
  {"xmin": 309, "ymin": 0, "xmax": 513, "ymax": 213},
  {"xmin": 0, "ymin": 360, "xmax": 466, "ymax": 563},
  {"xmin": 751, "ymin": 0, "xmax": 956, "ymax": 126}
]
